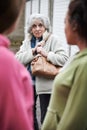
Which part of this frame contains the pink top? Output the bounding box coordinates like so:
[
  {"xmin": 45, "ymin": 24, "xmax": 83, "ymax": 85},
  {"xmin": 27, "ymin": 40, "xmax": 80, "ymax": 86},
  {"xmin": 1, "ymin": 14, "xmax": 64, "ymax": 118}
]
[{"xmin": 0, "ymin": 34, "xmax": 34, "ymax": 130}]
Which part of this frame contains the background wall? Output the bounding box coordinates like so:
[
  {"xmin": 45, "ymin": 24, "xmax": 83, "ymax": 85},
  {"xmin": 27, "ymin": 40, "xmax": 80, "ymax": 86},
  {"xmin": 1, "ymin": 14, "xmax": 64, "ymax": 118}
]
[{"xmin": 8, "ymin": 6, "xmax": 25, "ymax": 53}]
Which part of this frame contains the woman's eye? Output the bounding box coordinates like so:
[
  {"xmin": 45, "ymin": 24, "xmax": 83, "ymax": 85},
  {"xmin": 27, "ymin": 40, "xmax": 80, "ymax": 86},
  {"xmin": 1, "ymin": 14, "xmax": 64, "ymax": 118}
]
[
  {"xmin": 32, "ymin": 24, "xmax": 37, "ymax": 28},
  {"xmin": 38, "ymin": 24, "xmax": 43, "ymax": 27},
  {"xmin": 32, "ymin": 23, "xmax": 43, "ymax": 28}
]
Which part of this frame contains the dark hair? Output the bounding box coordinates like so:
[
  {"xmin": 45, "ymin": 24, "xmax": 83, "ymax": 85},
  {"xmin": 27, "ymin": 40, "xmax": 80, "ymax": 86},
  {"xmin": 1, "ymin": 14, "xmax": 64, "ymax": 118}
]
[
  {"xmin": 68, "ymin": 0, "xmax": 87, "ymax": 40},
  {"xmin": 0, "ymin": 0, "xmax": 25, "ymax": 33}
]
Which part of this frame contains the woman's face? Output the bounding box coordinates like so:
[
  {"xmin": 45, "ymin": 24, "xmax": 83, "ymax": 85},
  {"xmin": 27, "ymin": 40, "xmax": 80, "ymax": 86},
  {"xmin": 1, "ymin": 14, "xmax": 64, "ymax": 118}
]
[
  {"xmin": 31, "ymin": 19, "xmax": 46, "ymax": 38},
  {"xmin": 64, "ymin": 12, "xmax": 76, "ymax": 45}
]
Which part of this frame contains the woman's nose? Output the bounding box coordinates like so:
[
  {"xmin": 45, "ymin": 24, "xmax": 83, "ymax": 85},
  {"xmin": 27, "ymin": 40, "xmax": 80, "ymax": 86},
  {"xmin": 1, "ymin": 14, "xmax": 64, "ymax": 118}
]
[{"xmin": 36, "ymin": 26, "xmax": 40, "ymax": 30}]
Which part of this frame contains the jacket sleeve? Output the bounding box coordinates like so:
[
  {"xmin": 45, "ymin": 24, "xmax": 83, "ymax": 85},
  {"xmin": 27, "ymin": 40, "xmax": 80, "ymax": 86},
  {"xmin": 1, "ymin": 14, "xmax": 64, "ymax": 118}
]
[
  {"xmin": 47, "ymin": 35, "xmax": 69, "ymax": 66},
  {"xmin": 15, "ymin": 39, "xmax": 34, "ymax": 65}
]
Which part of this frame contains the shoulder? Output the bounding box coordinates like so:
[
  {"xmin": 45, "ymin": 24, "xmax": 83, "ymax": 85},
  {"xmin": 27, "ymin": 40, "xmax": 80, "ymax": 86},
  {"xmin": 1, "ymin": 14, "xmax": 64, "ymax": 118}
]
[
  {"xmin": 0, "ymin": 46, "xmax": 23, "ymax": 77},
  {"xmin": 0, "ymin": 46, "xmax": 32, "ymax": 88},
  {"xmin": 20, "ymin": 34, "xmax": 32, "ymax": 50},
  {"xmin": 0, "ymin": 47, "xmax": 18, "ymax": 87},
  {"xmin": 22, "ymin": 33, "xmax": 32, "ymax": 44},
  {"xmin": 49, "ymin": 34, "xmax": 62, "ymax": 45},
  {"xmin": 49, "ymin": 33, "xmax": 59, "ymax": 41},
  {"xmin": 24, "ymin": 33, "xmax": 32, "ymax": 41},
  {"xmin": 0, "ymin": 46, "xmax": 14, "ymax": 64},
  {"xmin": 50, "ymin": 34, "xmax": 58, "ymax": 39}
]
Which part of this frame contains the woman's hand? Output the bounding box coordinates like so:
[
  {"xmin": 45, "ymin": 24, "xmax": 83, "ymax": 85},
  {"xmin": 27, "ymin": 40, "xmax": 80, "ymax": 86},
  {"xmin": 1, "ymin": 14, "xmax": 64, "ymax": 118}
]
[
  {"xmin": 32, "ymin": 42, "xmax": 42, "ymax": 55},
  {"xmin": 32, "ymin": 48, "xmax": 36, "ymax": 55},
  {"xmin": 36, "ymin": 46, "xmax": 48, "ymax": 58}
]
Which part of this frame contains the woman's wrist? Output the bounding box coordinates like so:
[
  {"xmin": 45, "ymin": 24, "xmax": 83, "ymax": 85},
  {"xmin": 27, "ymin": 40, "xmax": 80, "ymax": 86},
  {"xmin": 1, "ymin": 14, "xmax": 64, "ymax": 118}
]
[
  {"xmin": 32, "ymin": 48, "xmax": 35, "ymax": 55},
  {"xmin": 32, "ymin": 48, "xmax": 37, "ymax": 56}
]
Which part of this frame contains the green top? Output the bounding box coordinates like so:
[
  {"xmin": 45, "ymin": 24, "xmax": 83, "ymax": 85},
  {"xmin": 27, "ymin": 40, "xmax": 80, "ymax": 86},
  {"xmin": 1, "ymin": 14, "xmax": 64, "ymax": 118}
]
[{"xmin": 42, "ymin": 48, "xmax": 87, "ymax": 130}]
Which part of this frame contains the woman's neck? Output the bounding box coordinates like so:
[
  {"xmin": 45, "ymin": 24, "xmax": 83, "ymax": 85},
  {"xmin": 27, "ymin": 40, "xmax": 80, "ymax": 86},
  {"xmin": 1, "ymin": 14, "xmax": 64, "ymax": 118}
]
[{"xmin": 77, "ymin": 39, "xmax": 87, "ymax": 51}]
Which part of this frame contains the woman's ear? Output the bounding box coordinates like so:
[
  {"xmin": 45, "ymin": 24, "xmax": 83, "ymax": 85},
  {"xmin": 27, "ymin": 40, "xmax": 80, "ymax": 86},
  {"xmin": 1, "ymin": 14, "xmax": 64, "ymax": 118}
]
[{"xmin": 72, "ymin": 21, "xmax": 78, "ymax": 31}]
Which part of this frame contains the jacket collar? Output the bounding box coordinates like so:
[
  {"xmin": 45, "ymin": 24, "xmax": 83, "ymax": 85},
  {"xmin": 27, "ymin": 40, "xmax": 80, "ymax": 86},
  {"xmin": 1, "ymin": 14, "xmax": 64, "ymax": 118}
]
[{"xmin": 26, "ymin": 30, "xmax": 50, "ymax": 41}]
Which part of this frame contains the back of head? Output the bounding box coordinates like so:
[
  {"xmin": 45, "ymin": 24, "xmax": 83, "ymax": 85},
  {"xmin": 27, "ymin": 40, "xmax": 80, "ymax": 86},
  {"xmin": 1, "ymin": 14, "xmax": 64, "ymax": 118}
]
[
  {"xmin": 68, "ymin": 0, "xmax": 87, "ymax": 40},
  {"xmin": 0, "ymin": 0, "xmax": 25, "ymax": 34}
]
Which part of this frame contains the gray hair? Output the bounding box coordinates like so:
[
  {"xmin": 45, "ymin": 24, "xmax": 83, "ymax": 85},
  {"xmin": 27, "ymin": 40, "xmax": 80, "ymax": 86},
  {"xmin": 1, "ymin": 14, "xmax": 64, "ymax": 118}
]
[{"xmin": 26, "ymin": 13, "xmax": 51, "ymax": 34}]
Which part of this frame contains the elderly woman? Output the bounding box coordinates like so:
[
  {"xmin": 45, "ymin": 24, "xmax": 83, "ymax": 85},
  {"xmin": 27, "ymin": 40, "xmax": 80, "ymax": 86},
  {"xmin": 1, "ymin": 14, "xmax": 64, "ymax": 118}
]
[{"xmin": 16, "ymin": 13, "xmax": 68, "ymax": 129}]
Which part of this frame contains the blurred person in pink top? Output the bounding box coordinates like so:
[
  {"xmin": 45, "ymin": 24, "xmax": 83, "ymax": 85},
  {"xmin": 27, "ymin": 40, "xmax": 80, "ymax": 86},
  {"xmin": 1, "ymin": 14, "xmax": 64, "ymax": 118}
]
[{"xmin": 0, "ymin": 0, "xmax": 34, "ymax": 130}]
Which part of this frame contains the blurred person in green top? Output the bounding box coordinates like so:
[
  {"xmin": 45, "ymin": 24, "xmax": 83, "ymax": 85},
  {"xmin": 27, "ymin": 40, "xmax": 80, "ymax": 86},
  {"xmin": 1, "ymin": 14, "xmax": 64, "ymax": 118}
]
[{"xmin": 42, "ymin": 0, "xmax": 87, "ymax": 130}]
